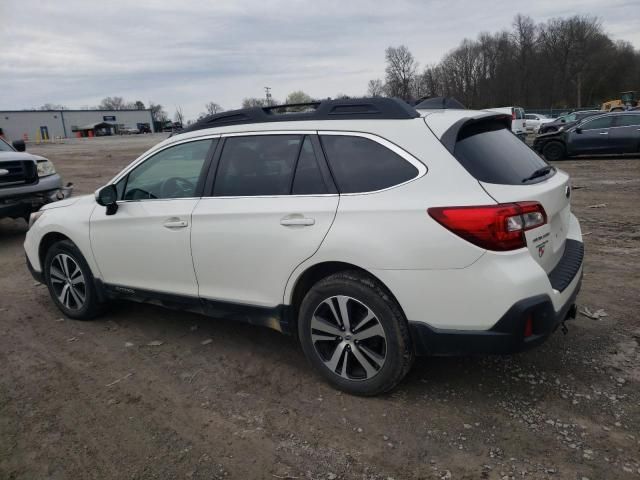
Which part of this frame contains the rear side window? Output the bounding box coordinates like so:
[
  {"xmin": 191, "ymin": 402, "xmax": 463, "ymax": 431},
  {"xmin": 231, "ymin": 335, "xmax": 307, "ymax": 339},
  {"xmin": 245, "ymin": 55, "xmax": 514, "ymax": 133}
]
[
  {"xmin": 320, "ymin": 135, "xmax": 418, "ymax": 193},
  {"xmin": 454, "ymin": 120, "xmax": 551, "ymax": 185},
  {"xmin": 515, "ymin": 108, "xmax": 524, "ymax": 120},
  {"xmin": 581, "ymin": 116, "xmax": 613, "ymax": 130},
  {"xmin": 214, "ymin": 135, "xmax": 301, "ymax": 196}
]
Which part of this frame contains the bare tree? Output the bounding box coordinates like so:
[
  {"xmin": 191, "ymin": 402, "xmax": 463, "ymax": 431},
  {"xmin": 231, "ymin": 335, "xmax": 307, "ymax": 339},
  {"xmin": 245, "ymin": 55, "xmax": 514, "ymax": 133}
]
[
  {"xmin": 99, "ymin": 96, "xmax": 127, "ymax": 110},
  {"xmin": 285, "ymin": 91, "xmax": 313, "ymax": 105},
  {"xmin": 242, "ymin": 97, "xmax": 267, "ymax": 108},
  {"xmin": 174, "ymin": 106, "xmax": 185, "ymax": 126},
  {"xmin": 367, "ymin": 79, "xmax": 385, "ymax": 97},
  {"xmin": 205, "ymin": 102, "xmax": 224, "ymax": 115},
  {"xmin": 133, "ymin": 100, "xmax": 145, "ymax": 110},
  {"xmin": 149, "ymin": 102, "xmax": 168, "ymax": 123},
  {"xmin": 39, "ymin": 103, "xmax": 66, "ymax": 110},
  {"xmin": 384, "ymin": 46, "xmax": 418, "ymax": 100}
]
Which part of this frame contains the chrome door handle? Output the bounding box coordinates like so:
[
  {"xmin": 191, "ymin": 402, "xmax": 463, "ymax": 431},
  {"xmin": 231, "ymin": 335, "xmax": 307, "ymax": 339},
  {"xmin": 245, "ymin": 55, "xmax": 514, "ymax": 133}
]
[
  {"xmin": 280, "ymin": 216, "xmax": 315, "ymax": 227},
  {"xmin": 599, "ymin": 132, "xmax": 608, "ymax": 135},
  {"xmin": 163, "ymin": 219, "xmax": 188, "ymax": 229}
]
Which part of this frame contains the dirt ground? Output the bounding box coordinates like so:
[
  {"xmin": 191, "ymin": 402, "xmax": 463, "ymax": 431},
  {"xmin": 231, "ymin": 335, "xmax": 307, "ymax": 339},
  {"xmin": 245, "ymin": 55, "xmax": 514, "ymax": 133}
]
[{"xmin": 1, "ymin": 135, "xmax": 639, "ymax": 480}]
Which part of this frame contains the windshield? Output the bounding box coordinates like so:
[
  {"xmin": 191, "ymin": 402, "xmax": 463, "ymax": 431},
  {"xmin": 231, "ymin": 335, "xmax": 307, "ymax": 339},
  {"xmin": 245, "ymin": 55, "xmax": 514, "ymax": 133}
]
[
  {"xmin": 0, "ymin": 138, "xmax": 14, "ymax": 152},
  {"xmin": 561, "ymin": 113, "xmax": 576, "ymax": 122}
]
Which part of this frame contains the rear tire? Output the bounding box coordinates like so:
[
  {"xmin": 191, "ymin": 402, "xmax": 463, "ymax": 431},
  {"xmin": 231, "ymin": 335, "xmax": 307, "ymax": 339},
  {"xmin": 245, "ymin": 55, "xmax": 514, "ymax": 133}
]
[
  {"xmin": 542, "ymin": 141, "xmax": 566, "ymax": 161},
  {"xmin": 298, "ymin": 270, "xmax": 414, "ymax": 396},
  {"xmin": 43, "ymin": 240, "xmax": 106, "ymax": 320}
]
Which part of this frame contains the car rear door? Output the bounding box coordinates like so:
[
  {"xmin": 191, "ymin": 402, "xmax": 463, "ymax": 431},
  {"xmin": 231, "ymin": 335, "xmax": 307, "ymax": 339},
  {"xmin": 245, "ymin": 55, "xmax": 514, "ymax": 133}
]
[
  {"xmin": 609, "ymin": 114, "xmax": 640, "ymax": 153},
  {"xmin": 190, "ymin": 133, "xmax": 338, "ymax": 308},
  {"xmin": 567, "ymin": 115, "xmax": 614, "ymax": 155}
]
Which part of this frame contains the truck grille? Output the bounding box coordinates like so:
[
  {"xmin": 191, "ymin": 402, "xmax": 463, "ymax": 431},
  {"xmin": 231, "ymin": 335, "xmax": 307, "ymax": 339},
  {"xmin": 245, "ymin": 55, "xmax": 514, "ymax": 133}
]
[{"xmin": 0, "ymin": 161, "xmax": 37, "ymax": 188}]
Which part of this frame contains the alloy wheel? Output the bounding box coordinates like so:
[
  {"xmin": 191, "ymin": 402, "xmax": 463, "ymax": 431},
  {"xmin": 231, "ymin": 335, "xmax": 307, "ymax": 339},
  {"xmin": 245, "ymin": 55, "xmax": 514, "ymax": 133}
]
[
  {"xmin": 310, "ymin": 295, "xmax": 387, "ymax": 381},
  {"xmin": 50, "ymin": 253, "xmax": 86, "ymax": 310}
]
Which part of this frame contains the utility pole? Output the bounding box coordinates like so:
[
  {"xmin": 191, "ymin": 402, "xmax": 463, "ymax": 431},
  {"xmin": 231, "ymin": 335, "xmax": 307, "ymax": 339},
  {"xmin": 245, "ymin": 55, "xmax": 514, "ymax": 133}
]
[
  {"xmin": 264, "ymin": 87, "xmax": 272, "ymax": 106},
  {"xmin": 576, "ymin": 72, "xmax": 582, "ymax": 108}
]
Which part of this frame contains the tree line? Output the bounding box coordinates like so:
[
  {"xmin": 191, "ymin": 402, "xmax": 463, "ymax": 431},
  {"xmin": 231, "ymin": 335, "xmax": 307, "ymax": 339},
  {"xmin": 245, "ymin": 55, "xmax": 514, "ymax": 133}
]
[{"xmin": 369, "ymin": 14, "xmax": 640, "ymax": 109}]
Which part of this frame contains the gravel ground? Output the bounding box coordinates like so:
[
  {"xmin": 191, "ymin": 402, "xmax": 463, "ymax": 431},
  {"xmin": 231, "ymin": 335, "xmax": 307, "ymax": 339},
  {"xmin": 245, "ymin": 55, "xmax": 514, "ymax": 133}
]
[{"xmin": 1, "ymin": 135, "xmax": 639, "ymax": 480}]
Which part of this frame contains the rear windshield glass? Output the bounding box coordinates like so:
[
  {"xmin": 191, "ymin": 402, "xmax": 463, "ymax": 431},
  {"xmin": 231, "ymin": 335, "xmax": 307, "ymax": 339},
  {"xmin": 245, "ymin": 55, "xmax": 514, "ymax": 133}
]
[{"xmin": 454, "ymin": 120, "xmax": 552, "ymax": 185}]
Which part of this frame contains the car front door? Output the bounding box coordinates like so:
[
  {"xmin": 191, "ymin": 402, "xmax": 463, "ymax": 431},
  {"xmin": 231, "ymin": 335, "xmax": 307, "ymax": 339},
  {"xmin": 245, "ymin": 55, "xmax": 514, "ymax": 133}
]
[
  {"xmin": 90, "ymin": 138, "xmax": 217, "ymax": 296},
  {"xmin": 567, "ymin": 116, "xmax": 614, "ymax": 155},
  {"xmin": 609, "ymin": 114, "xmax": 640, "ymax": 153},
  {"xmin": 190, "ymin": 133, "xmax": 339, "ymax": 310}
]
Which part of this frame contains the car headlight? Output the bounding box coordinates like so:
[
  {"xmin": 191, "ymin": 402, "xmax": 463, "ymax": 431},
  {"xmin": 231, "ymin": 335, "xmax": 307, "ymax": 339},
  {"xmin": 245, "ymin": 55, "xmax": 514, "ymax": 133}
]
[
  {"xmin": 28, "ymin": 210, "xmax": 45, "ymax": 229},
  {"xmin": 37, "ymin": 160, "xmax": 56, "ymax": 177}
]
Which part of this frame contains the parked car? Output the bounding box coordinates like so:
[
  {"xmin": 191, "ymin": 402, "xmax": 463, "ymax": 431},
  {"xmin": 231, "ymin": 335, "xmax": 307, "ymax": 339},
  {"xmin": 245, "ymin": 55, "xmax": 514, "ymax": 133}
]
[
  {"xmin": 0, "ymin": 137, "xmax": 72, "ymax": 221},
  {"xmin": 537, "ymin": 110, "xmax": 600, "ymax": 134},
  {"xmin": 119, "ymin": 127, "xmax": 140, "ymax": 135},
  {"xmin": 485, "ymin": 106, "xmax": 527, "ymax": 140},
  {"xmin": 24, "ymin": 98, "xmax": 583, "ymax": 396},
  {"xmin": 533, "ymin": 111, "xmax": 640, "ymax": 160},
  {"xmin": 525, "ymin": 113, "xmax": 554, "ymax": 133}
]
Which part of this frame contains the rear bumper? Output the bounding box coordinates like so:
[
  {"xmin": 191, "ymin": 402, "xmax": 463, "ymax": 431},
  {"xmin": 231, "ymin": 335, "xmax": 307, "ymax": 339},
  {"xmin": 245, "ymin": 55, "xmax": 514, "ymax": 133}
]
[{"xmin": 410, "ymin": 273, "xmax": 581, "ymax": 355}]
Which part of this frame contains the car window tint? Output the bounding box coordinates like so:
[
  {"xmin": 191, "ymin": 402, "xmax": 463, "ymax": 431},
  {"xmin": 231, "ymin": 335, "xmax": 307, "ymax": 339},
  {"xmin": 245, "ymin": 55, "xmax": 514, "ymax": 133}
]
[
  {"xmin": 123, "ymin": 139, "xmax": 213, "ymax": 200},
  {"xmin": 515, "ymin": 109, "xmax": 524, "ymax": 120},
  {"xmin": 564, "ymin": 114, "xmax": 576, "ymax": 122},
  {"xmin": 320, "ymin": 135, "xmax": 418, "ymax": 194},
  {"xmin": 214, "ymin": 135, "xmax": 301, "ymax": 196},
  {"xmin": 581, "ymin": 116, "xmax": 613, "ymax": 130},
  {"xmin": 616, "ymin": 115, "xmax": 640, "ymax": 127},
  {"xmin": 454, "ymin": 120, "xmax": 551, "ymax": 185},
  {"xmin": 292, "ymin": 137, "xmax": 327, "ymax": 195}
]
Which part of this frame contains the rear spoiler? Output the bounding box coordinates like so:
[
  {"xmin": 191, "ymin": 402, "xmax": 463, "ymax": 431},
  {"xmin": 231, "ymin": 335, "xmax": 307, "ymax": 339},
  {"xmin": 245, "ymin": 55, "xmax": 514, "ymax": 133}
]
[{"xmin": 440, "ymin": 113, "xmax": 512, "ymax": 154}]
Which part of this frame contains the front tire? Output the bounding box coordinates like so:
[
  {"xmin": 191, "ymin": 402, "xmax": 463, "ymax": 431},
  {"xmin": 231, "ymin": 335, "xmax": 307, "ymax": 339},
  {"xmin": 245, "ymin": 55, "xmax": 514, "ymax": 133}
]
[
  {"xmin": 44, "ymin": 240, "xmax": 105, "ymax": 320},
  {"xmin": 542, "ymin": 141, "xmax": 566, "ymax": 161},
  {"xmin": 298, "ymin": 271, "xmax": 414, "ymax": 396}
]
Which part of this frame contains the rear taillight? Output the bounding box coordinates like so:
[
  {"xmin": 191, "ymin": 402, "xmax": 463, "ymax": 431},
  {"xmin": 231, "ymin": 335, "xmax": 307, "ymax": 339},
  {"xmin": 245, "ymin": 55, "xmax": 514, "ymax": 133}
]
[
  {"xmin": 428, "ymin": 202, "xmax": 547, "ymax": 251},
  {"xmin": 512, "ymin": 110, "xmax": 516, "ymax": 120}
]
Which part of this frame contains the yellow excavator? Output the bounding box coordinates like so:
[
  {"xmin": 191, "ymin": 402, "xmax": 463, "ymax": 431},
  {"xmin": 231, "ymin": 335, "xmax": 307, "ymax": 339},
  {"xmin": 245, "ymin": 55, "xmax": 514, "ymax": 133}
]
[{"xmin": 601, "ymin": 91, "xmax": 638, "ymax": 111}]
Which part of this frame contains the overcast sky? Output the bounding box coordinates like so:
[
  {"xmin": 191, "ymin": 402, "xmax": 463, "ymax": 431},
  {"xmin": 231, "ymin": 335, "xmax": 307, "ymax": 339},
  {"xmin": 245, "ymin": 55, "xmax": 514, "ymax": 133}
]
[{"xmin": 1, "ymin": 0, "xmax": 638, "ymax": 120}]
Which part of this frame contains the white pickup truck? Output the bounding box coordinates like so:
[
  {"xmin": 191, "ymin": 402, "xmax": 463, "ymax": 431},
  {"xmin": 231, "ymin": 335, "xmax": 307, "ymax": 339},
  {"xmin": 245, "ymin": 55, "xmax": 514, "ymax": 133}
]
[{"xmin": 485, "ymin": 106, "xmax": 527, "ymax": 141}]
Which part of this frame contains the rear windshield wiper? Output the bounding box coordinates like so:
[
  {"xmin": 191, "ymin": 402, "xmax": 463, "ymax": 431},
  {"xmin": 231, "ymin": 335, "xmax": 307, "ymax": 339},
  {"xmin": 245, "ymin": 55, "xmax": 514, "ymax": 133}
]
[{"xmin": 522, "ymin": 166, "xmax": 555, "ymax": 183}]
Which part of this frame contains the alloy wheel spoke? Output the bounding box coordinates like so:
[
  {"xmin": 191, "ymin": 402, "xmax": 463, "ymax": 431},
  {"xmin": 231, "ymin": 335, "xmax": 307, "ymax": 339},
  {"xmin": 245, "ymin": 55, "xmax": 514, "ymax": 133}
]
[
  {"xmin": 58, "ymin": 284, "xmax": 70, "ymax": 307},
  {"xmin": 323, "ymin": 298, "xmax": 343, "ymax": 329},
  {"xmin": 336, "ymin": 296, "xmax": 351, "ymax": 331},
  {"xmin": 357, "ymin": 344, "xmax": 385, "ymax": 368},
  {"xmin": 60, "ymin": 255, "xmax": 71, "ymax": 277},
  {"xmin": 340, "ymin": 350, "xmax": 350, "ymax": 378},
  {"xmin": 311, "ymin": 315, "xmax": 342, "ymax": 337},
  {"xmin": 69, "ymin": 286, "xmax": 85, "ymax": 307},
  {"xmin": 50, "ymin": 266, "xmax": 66, "ymax": 282},
  {"xmin": 352, "ymin": 310, "xmax": 375, "ymax": 333},
  {"xmin": 353, "ymin": 322, "xmax": 384, "ymax": 341},
  {"xmin": 351, "ymin": 344, "xmax": 378, "ymax": 379},
  {"xmin": 324, "ymin": 341, "xmax": 347, "ymax": 373},
  {"xmin": 311, "ymin": 332, "xmax": 338, "ymax": 343}
]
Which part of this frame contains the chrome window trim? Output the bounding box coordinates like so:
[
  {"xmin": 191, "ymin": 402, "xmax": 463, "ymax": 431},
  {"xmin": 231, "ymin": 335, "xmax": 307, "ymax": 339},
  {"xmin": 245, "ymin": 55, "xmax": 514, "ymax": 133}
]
[{"xmin": 107, "ymin": 129, "xmax": 428, "ymax": 202}]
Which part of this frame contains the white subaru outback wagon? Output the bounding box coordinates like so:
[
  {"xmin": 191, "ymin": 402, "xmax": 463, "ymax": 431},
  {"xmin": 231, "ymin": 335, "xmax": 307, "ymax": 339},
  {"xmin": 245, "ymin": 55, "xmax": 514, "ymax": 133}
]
[{"xmin": 25, "ymin": 98, "xmax": 584, "ymax": 396}]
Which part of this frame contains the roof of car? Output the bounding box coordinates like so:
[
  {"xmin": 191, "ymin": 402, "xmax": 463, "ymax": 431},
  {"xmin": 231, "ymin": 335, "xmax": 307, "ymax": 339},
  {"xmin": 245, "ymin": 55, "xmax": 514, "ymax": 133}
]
[{"xmin": 180, "ymin": 97, "xmax": 420, "ymax": 134}]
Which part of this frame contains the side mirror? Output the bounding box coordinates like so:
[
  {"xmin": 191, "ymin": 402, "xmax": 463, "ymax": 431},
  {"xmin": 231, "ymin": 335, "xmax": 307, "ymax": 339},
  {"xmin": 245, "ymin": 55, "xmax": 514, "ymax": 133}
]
[
  {"xmin": 12, "ymin": 140, "xmax": 26, "ymax": 152},
  {"xmin": 96, "ymin": 185, "xmax": 119, "ymax": 215},
  {"xmin": 575, "ymin": 127, "xmax": 582, "ymax": 134}
]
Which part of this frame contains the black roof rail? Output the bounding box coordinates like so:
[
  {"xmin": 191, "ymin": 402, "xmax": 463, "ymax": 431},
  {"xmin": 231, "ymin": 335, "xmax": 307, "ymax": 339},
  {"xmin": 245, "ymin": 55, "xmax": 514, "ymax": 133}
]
[
  {"xmin": 415, "ymin": 96, "xmax": 466, "ymax": 110},
  {"xmin": 181, "ymin": 97, "xmax": 419, "ymax": 133}
]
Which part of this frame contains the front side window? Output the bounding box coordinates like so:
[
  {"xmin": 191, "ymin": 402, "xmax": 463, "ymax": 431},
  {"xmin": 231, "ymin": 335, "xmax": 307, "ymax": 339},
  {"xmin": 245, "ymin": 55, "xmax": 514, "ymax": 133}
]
[
  {"xmin": 615, "ymin": 114, "xmax": 640, "ymax": 127},
  {"xmin": 0, "ymin": 138, "xmax": 13, "ymax": 152},
  {"xmin": 214, "ymin": 135, "xmax": 302, "ymax": 196},
  {"xmin": 320, "ymin": 135, "xmax": 418, "ymax": 194},
  {"xmin": 580, "ymin": 116, "xmax": 613, "ymax": 131},
  {"xmin": 122, "ymin": 139, "xmax": 214, "ymax": 200}
]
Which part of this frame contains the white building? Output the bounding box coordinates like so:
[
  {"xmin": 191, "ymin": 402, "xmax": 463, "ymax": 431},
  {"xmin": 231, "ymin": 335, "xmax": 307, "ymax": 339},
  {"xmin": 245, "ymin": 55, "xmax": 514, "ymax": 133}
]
[{"xmin": 0, "ymin": 109, "xmax": 155, "ymax": 142}]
